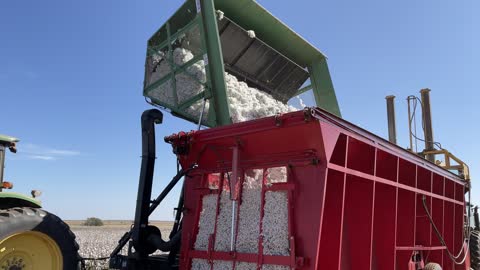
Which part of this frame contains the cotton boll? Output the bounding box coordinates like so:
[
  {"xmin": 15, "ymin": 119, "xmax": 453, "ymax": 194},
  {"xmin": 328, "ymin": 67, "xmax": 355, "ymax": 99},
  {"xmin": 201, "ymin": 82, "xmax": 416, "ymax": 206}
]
[
  {"xmin": 263, "ymin": 265, "xmax": 290, "ymax": 270},
  {"xmin": 214, "ymin": 187, "xmax": 233, "ymax": 251},
  {"xmin": 194, "ymin": 194, "xmax": 217, "ymax": 250},
  {"xmin": 213, "ymin": 260, "xmax": 233, "ymax": 270},
  {"xmin": 147, "ymin": 47, "xmax": 299, "ymax": 124},
  {"xmin": 236, "ymin": 170, "xmax": 262, "ymax": 253},
  {"xmin": 192, "ymin": 259, "xmax": 211, "ymax": 270},
  {"xmin": 266, "ymin": 167, "xmax": 287, "ymax": 185},
  {"xmin": 236, "ymin": 262, "xmax": 257, "ymax": 270},
  {"xmin": 262, "ymin": 191, "xmax": 289, "ymax": 256}
]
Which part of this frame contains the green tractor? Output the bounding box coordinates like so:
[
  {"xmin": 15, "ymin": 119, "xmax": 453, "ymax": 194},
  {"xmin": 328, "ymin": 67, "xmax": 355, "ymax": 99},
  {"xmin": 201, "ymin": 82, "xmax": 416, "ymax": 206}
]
[{"xmin": 0, "ymin": 134, "xmax": 80, "ymax": 270}]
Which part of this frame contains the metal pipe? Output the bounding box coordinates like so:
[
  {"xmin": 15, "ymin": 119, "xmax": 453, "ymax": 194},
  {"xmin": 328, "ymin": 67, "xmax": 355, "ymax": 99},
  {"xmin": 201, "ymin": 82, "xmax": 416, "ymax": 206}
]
[
  {"xmin": 474, "ymin": 206, "xmax": 479, "ymax": 231},
  {"xmin": 230, "ymin": 201, "xmax": 236, "ymax": 251},
  {"xmin": 0, "ymin": 145, "xmax": 5, "ymax": 190},
  {"xmin": 131, "ymin": 109, "xmax": 163, "ymax": 257},
  {"xmin": 148, "ymin": 169, "xmax": 188, "ymax": 216},
  {"xmin": 385, "ymin": 95, "xmax": 397, "ymax": 144},
  {"xmin": 407, "ymin": 96, "xmax": 414, "ymax": 152},
  {"xmin": 420, "ymin": 88, "xmax": 435, "ymax": 162},
  {"xmin": 197, "ymin": 98, "xmax": 207, "ymax": 130}
]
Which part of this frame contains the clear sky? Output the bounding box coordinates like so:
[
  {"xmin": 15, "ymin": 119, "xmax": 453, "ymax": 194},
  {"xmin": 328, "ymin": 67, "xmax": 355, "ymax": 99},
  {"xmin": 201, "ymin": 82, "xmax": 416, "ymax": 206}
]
[{"xmin": 1, "ymin": 0, "xmax": 478, "ymax": 220}]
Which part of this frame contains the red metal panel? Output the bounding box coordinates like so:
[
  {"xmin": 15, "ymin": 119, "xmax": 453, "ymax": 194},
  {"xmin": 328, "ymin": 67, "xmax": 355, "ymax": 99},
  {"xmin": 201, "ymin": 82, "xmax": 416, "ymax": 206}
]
[
  {"xmin": 168, "ymin": 108, "xmax": 468, "ymax": 270},
  {"xmin": 316, "ymin": 169, "xmax": 344, "ymax": 270},
  {"xmin": 372, "ymin": 183, "xmax": 396, "ymax": 269}
]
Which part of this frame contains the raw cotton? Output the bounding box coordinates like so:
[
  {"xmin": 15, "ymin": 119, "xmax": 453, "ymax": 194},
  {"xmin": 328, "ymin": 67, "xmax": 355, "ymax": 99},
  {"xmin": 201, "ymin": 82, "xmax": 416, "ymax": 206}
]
[
  {"xmin": 262, "ymin": 191, "xmax": 290, "ymax": 256},
  {"xmin": 236, "ymin": 262, "xmax": 257, "ymax": 270},
  {"xmin": 146, "ymin": 47, "xmax": 298, "ymax": 124},
  {"xmin": 213, "ymin": 260, "xmax": 234, "ymax": 270},
  {"xmin": 235, "ymin": 263, "xmax": 290, "ymax": 270},
  {"xmin": 263, "ymin": 265, "xmax": 290, "ymax": 270},
  {"xmin": 193, "ymin": 168, "xmax": 290, "ymax": 268},
  {"xmin": 194, "ymin": 194, "xmax": 218, "ymax": 250},
  {"xmin": 191, "ymin": 259, "xmax": 210, "ymax": 270},
  {"xmin": 147, "ymin": 48, "xmax": 209, "ymax": 122},
  {"xmin": 214, "ymin": 176, "xmax": 233, "ymax": 251},
  {"xmin": 236, "ymin": 169, "xmax": 263, "ymax": 253},
  {"xmin": 266, "ymin": 167, "xmax": 287, "ymax": 185}
]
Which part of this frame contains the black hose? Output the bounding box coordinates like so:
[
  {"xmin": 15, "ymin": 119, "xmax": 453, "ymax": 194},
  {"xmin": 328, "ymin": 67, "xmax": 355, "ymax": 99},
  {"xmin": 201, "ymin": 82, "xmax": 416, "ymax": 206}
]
[
  {"xmin": 422, "ymin": 195, "xmax": 469, "ymax": 264},
  {"xmin": 147, "ymin": 229, "xmax": 182, "ymax": 252}
]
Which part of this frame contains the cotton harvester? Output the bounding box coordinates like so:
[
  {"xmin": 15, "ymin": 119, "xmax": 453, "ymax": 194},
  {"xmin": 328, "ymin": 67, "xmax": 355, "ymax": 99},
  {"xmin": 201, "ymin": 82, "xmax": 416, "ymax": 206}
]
[{"xmin": 108, "ymin": 0, "xmax": 479, "ymax": 269}]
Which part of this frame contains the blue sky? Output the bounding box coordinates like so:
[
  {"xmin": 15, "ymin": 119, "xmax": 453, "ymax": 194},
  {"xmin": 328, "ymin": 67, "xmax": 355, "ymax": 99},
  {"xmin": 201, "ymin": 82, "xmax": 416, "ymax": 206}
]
[{"xmin": 0, "ymin": 0, "xmax": 478, "ymax": 220}]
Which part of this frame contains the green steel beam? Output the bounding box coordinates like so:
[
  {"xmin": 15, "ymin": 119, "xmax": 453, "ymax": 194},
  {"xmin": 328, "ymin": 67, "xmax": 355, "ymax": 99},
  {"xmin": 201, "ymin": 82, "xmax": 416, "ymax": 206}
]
[
  {"xmin": 178, "ymin": 91, "xmax": 206, "ymax": 110},
  {"xmin": 147, "ymin": 16, "xmax": 202, "ymax": 54},
  {"xmin": 144, "ymin": 53, "xmax": 207, "ymax": 95},
  {"xmin": 308, "ymin": 59, "xmax": 341, "ymax": 117},
  {"xmin": 296, "ymin": 84, "xmax": 313, "ymax": 96},
  {"xmin": 166, "ymin": 22, "xmax": 179, "ymax": 106},
  {"xmin": 200, "ymin": 0, "xmax": 231, "ymax": 126}
]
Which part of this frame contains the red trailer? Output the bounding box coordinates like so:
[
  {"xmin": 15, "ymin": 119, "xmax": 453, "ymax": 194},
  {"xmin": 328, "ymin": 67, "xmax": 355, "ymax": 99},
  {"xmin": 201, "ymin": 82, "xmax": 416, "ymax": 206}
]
[{"xmin": 165, "ymin": 108, "xmax": 470, "ymax": 270}]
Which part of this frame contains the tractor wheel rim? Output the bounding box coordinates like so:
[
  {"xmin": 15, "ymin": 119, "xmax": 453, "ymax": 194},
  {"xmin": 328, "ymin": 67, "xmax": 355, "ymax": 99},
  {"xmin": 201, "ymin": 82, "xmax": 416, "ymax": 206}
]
[{"xmin": 0, "ymin": 231, "xmax": 63, "ymax": 270}]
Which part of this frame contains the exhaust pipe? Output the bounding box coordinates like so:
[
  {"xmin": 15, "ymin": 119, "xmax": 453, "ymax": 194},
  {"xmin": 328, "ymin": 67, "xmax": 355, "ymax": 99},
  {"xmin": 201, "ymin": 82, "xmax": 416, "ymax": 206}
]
[
  {"xmin": 385, "ymin": 95, "xmax": 397, "ymax": 144},
  {"xmin": 420, "ymin": 89, "xmax": 435, "ymax": 162},
  {"xmin": 131, "ymin": 109, "xmax": 163, "ymax": 257}
]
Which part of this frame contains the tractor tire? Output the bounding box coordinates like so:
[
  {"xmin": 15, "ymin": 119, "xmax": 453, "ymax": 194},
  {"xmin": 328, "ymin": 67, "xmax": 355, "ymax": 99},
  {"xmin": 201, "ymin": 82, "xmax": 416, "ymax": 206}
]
[
  {"xmin": 0, "ymin": 207, "xmax": 80, "ymax": 270},
  {"xmin": 471, "ymin": 230, "xmax": 480, "ymax": 270},
  {"xmin": 424, "ymin": 262, "xmax": 442, "ymax": 270}
]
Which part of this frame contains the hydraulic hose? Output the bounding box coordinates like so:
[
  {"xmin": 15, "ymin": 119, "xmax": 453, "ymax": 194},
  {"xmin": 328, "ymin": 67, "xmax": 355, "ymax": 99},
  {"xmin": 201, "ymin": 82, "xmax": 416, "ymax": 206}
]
[{"xmin": 422, "ymin": 195, "xmax": 469, "ymax": 265}]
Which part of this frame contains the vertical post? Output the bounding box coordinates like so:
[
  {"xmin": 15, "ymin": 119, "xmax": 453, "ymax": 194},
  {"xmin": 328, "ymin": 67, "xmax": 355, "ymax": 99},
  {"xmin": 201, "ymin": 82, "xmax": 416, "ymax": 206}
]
[
  {"xmin": 385, "ymin": 95, "xmax": 397, "ymax": 144},
  {"xmin": 0, "ymin": 145, "xmax": 5, "ymax": 191},
  {"xmin": 420, "ymin": 88, "xmax": 435, "ymax": 162},
  {"xmin": 230, "ymin": 145, "xmax": 240, "ymax": 251},
  {"xmin": 200, "ymin": 0, "xmax": 232, "ymax": 126},
  {"xmin": 407, "ymin": 96, "xmax": 414, "ymax": 152},
  {"xmin": 308, "ymin": 58, "xmax": 342, "ymax": 118},
  {"xmin": 474, "ymin": 206, "xmax": 479, "ymax": 231}
]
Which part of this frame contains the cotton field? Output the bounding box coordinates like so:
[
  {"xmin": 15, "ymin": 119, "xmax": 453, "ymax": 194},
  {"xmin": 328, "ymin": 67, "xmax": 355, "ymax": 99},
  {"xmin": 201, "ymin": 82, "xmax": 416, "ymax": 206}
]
[{"xmin": 72, "ymin": 223, "xmax": 172, "ymax": 270}]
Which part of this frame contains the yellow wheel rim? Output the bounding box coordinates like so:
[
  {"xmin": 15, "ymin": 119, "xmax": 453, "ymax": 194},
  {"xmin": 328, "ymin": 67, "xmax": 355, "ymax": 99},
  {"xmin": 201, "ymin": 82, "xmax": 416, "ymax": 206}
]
[{"xmin": 0, "ymin": 231, "xmax": 63, "ymax": 270}]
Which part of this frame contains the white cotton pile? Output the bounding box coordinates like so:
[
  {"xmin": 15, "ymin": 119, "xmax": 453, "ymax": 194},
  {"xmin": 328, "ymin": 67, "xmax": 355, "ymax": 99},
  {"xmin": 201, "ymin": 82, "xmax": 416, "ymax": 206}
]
[
  {"xmin": 214, "ymin": 178, "xmax": 233, "ymax": 251},
  {"xmin": 236, "ymin": 262, "xmax": 257, "ymax": 270},
  {"xmin": 194, "ymin": 194, "xmax": 218, "ymax": 250},
  {"xmin": 262, "ymin": 191, "xmax": 290, "ymax": 256},
  {"xmin": 224, "ymin": 73, "xmax": 297, "ymax": 123},
  {"xmin": 192, "ymin": 168, "xmax": 290, "ymax": 269},
  {"xmin": 263, "ymin": 167, "xmax": 290, "ymax": 256},
  {"xmin": 266, "ymin": 167, "xmax": 287, "ymax": 185},
  {"xmin": 235, "ymin": 263, "xmax": 290, "ymax": 270},
  {"xmin": 147, "ymin": 48, "xmax": 209, "ymax": 122},
  {"xmin": 213, "ymin": 260, "xmax": 234, "ymax": 270},
  {"xmin": 146, "ymin": 48, "xmax": 297, "ymax": 124},
  {"xmin": 263, "ymin": 265, "xmax": 290, "ymax": 270},
  {"xmin": 191, "ymin": 259, "xmax": 210, "ymax": 270},
  {"xmin": 236, "ymin": 169, "xmax": 262, "ymax": 253}
]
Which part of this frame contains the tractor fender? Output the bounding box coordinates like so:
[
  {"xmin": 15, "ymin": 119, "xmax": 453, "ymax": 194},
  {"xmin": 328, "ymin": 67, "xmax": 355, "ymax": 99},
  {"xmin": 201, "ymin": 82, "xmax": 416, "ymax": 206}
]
[{"xmin": 0, "ymin": 192, "xmax": 42, "ymax": 209}]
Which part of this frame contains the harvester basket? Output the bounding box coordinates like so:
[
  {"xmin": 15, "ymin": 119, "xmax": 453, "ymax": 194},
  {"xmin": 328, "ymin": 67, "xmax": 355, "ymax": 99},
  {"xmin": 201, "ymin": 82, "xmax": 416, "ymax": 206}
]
[{"xmin": 144, "ymin": 0, "xmax": 341, "ymax": 127}]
